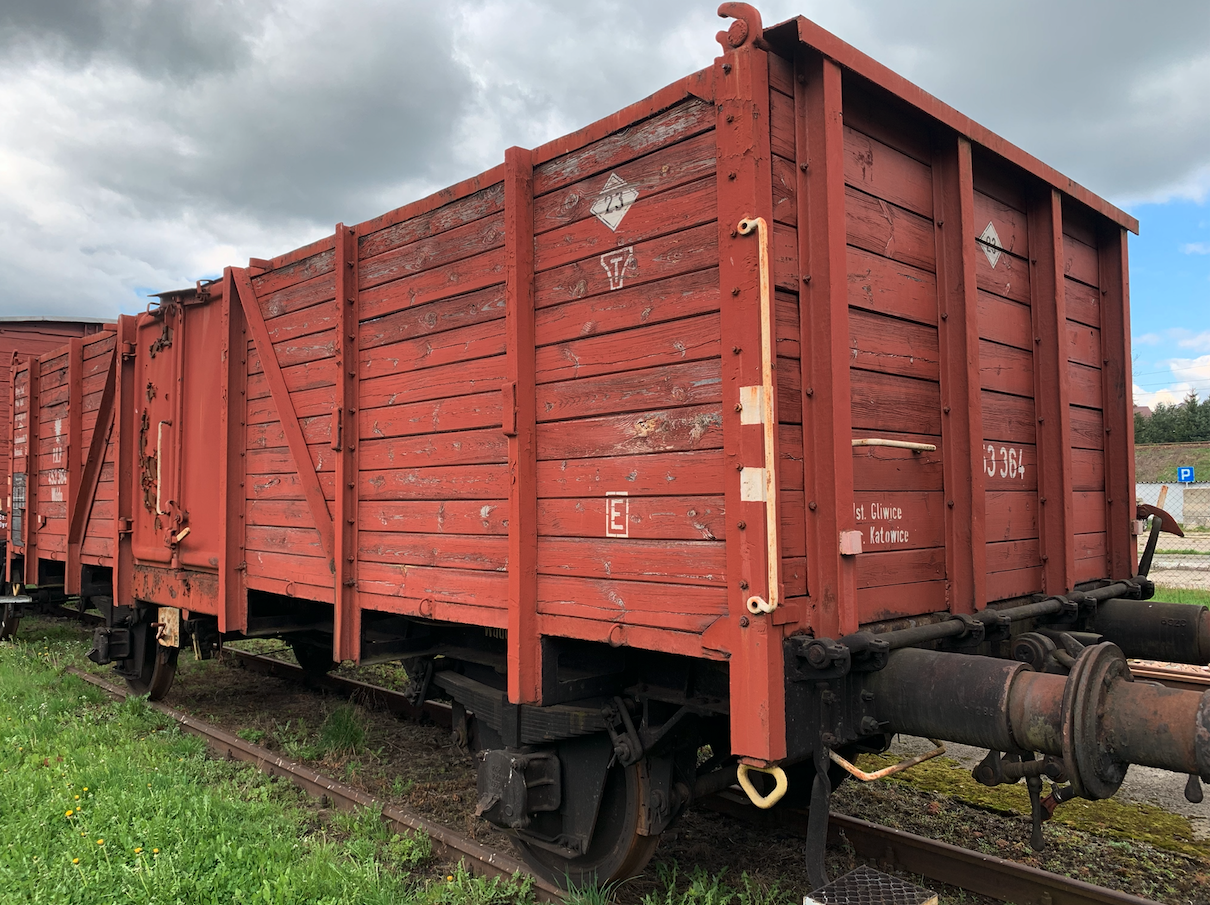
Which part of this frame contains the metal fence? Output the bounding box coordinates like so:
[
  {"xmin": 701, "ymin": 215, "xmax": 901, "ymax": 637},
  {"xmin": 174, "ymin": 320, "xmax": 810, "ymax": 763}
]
[{"xmin": 1136, "ymin": 482, "xmax": 1210, "ymax": 557}]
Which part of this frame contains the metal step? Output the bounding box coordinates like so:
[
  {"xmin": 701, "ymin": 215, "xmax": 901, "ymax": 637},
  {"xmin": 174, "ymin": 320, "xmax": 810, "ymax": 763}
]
[{"xmin": 806, "ymin": 865, "xmax": 937, "ymax": 905}]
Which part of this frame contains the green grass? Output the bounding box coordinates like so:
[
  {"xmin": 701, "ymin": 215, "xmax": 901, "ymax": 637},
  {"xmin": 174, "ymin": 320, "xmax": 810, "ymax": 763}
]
[
  {"xmin": 1152, "ymin": 585, "xmax": 1210, "ymax": 607},
  {"xmin": 0, "ymin": 625, "xmax": 538, "ymax": 905}
]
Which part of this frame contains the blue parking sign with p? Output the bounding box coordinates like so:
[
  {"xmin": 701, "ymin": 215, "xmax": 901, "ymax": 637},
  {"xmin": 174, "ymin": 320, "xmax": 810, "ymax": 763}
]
[{"xmin": 1177, "ymin": 466, "xmax": 1195, "ymax": 483}]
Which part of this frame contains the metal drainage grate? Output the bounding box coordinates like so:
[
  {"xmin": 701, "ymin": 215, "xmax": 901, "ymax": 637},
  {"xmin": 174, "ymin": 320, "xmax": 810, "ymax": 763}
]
[{"xmin": 805, "ymin": 865, "xmax": 938, "ymax": 905}]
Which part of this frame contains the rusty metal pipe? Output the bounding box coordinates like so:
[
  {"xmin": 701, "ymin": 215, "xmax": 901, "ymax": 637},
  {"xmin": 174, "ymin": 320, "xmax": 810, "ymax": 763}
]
[
  {"xmin": 861, "ymin": 644, "xmax": 1210, "ymax": 797},
  {"xmin": 1090, "ymin": 598, "xmax": 1210, "ymax": 665}
]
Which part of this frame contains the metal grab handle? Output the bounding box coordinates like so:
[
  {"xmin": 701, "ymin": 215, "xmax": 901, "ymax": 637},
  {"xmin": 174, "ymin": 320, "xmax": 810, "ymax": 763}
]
[
  {"xmin": 737, "ymin": 217, "xmax": 780, "ymax": 616},
  {"xmin": 736, "ymin": 763, "xmax": 788, "ymax": 809},
  {"xmin": 852, "ymin": 439, "xmax": 937, "ymax": 452},
  {"xmin": 828, "ymin": 738, "xmax": 946, "ymax": 781}
]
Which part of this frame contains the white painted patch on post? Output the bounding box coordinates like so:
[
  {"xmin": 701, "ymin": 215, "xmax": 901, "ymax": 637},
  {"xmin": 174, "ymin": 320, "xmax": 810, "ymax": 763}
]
[
  {"xmin": 739, "ymin": 386, "xmax": 764, "ymax": 425},
  {"xmin": 740, "ymin": 467, "xmax": 767, "ymax": 502},
  {"xmin": 979, "ymin": 221, "xmax": 1003, "ymax": 268},
  {"xmin": 839, "ymin": 530, "xmax": 863, "ymax": 556},
  {"xmin": 590, "ymin": 173, "xmax": 639, "ymax": 232},
  {"xmin": 600, "ymin": 246, "xmax": 637, "ymax": 290},
  {"xmin": 605, "ymin": 491, "xmax": 629, "ymax": 538}
]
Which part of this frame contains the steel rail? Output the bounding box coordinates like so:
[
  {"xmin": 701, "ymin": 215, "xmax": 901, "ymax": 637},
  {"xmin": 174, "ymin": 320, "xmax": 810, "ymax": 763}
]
[
  {"xmin": 704, "ymin": 791, "xmax": 1166, "ymax": 905},
  {"xmin": 1129, "ymin": 663, "xmax": 1210, "ymax": 694},
  {"xmin": 62, "ymin": 638, "xmax": 1183, "ymax": 905},
  {"xmin": 64, "ymin": 666, "xmax": 562, "ymax": 903}
]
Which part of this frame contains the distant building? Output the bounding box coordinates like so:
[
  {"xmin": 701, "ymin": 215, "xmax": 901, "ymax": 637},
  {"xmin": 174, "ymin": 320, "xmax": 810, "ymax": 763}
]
[{"xmin": 1134, "ymin": 404, "xmax": 1152, "ymax": 418}]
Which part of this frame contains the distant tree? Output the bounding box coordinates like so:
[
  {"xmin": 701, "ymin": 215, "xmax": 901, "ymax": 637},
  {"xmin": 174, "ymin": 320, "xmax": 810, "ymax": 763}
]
[{"xmin": 1133, "ymin": 391, "xmax": 1210, "ymax": 445}]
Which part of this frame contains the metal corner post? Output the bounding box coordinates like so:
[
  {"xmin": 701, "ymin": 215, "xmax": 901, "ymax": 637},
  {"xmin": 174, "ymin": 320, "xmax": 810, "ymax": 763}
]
[
  {"xmin": 932, "ymin": 135, "xmax": 986, "ymax": 613},
  {"xmin": 794, "ymin": 47, "xmax": 858, "ymax": 638},
  {"xmin": 334, "ymin": 224, "xmax": 362, "ymax": 662},
  {"xmin": 504, "ymin": 146, "xmax": 541, "ymax": 705},
  {"xmin": 717, "ymin": 15, "xmax": 786, "ymax": 762}
]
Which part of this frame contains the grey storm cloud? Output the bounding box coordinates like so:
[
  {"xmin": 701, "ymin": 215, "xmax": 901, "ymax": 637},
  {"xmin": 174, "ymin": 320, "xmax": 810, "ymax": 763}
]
[{"xmin": 0, "ymin": 0, "xmax": 1208, "ymax": 319}]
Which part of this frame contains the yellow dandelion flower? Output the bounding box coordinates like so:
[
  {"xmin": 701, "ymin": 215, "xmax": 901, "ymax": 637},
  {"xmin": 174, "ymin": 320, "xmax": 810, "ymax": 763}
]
[
  {"xmin": 65, "ymin": 810, "xmax": 73, "ymax": 817},
  {"xmin": 82, "ymin": 787, "xmax": 87, "ymax": 792},
  {"xmin": 72, "ymin": 858, "xmax": 79, "ymax": 864},
  {"xmin": 446, "ymin": 875, "xmax": 454, "ymax": 882},
  {"xmin": 152, "ymin": 848, "xmax": 159, "ymax": 854},
  {"xmin": 80, "ymin": 832, "xmax": 86, "ymax": 837},
  {"xmin": 134, "ymin": 847, "xmax": 142, "ymax": 854},
  {"xmin": 96, "ymin": 839, "xmax": 103, "ymax": 846},
  {"xmin": 74, "ymin": 795, "xmax": 79, "ymax": 800}
]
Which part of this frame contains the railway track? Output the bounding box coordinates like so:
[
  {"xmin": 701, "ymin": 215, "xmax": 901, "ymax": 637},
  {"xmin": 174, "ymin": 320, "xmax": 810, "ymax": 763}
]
[{"xmin": 218, "ymin": 647, "xmax": 1170, "ymax": 905}]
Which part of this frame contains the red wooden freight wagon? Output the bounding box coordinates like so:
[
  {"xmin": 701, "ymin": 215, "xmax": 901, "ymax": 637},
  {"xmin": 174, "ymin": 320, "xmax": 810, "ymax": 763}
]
[{"xmin": 22, "ymin": 5, "xmax": 1210, "ymax": 890}]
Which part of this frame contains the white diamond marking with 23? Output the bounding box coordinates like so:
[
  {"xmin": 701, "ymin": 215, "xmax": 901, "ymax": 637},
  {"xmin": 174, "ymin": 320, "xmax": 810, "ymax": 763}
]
[
  {"xmin": 979, "ymin": 221, "xmax": 1003, "ymax": 269},
  {"xmin": 590, "ymin": 173, "xmax": 639, "ymax": 231}
]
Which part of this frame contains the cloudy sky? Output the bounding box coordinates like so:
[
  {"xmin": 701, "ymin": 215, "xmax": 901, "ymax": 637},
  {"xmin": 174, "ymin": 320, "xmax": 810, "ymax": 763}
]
[{"xmin": 1, "ymin": 0, "xmax": 1207, "ymax": 407}]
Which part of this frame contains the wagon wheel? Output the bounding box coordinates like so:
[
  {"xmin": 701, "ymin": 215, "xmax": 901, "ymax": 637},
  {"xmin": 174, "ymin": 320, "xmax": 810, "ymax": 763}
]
[
  {"xmin": 290, "ymin": 639, "xmax": 337, "ymax": 677},
  {"xmin": 513, "ymin": 757, "xmax": 659, "ymax": 888},
  {"xmin": 126, "ymin": 640, "xmax": 178, "ymax": 700},
  {"xmin": 0, "ymin": 603, "xmax": 19, "ymax": 641}
]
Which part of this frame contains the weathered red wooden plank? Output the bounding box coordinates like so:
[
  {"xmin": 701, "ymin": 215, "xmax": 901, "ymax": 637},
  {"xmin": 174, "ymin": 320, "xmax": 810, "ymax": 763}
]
[
  {"xmin": 535, "ymin": 312, "xmax": 720, "ymax": 385},
  {"xmin": 358, "ymin": 248, "xmax": 504, "ymax": 323},
  {"xmin": 978, "ymin": 340, "xmax": 1034, "ymax": 398},
  {"xmin": 981, "ymin": 391, "xmax": 1036, "ymax": 444},
  {"xmin": 360, "ymin": 391, "xmax": 502, "ymax": 441},
  {"xmin": 1064, "ymin": 278, "xmax": 1101, "ymax": 328},
  {"xmin": 359, "ymin": 427, "xmax": 507, "ymax": 470},
  {"xmin": 846, "ymin": 185, "xmax": 937, "ymax": 272},
  {"xmin": 974, "ymin": 190, "xmax": 1028, "ymax": 258},
  {"xmin": 536, "ymin": 267, "xmax": 718, "ymax": 349},
  {"xmin": 847, "ymin": 247, "xmax": 938, "ymax": 327},
  {"xmin": 537, "ymin": 494, "xmax": 724, "ymax": 541},
  {"xmin": 769, "ymin": 86, "xmax": 795, "ymax": 160},
  {"xmin": 244, "ymin": 470, "xmax": 336, "ymax": 503},
  {"xmin": 245, "ymin": 549, "xmax": 333, "ymax": 588},
  {"xmin": 533, "ymin": 98, "xmax": 715, "ymax": 197},
  {"xmin": 358, "ymin": 463, "xmax": 508, "ymax": 501},
  {"xmin": 850, "ymin": 370, "xmax": 941, "ymax": 435},
  {"xmin": 245, "ymin": 444, "xmax": 336, "ymax": 476},
  {"xmin": 258, "ymin": 271, "xmax": 334, "ymax": 321},
  {"xmin": 974, "ymin": 234, "xmax": 1031, "ymax": 305},
  {"xmin": 359, "ymin": 355, "xmax": 504, "ymax": 409},
  {"xmin": 537, "ymin": 572, "xmax": 726, "ymax": 617},
  {"xmin": 245, "ymin": 356, "xmax": 336, "ymax": 401},
  {"xmin": 1074, "ymin": 548, "xmax": 1110, "ymax": 583},
  {"xmin": 247, "ymin": 329, "xmax": 336, "ymax": 371},
  {"xmin": 849, "ymin": 309, "xmax": 939, "ymax": 381},
  {"xmin": 247, "ymin": 385, "xmax": 331, "ymax": 424},
  {"xmin": 538, "ymin": 537, "xmax": 725, "ymax": 587},
  {"xmin": 534, "ymin": 221, "xmax": 716, "ymax": 310},
  {"xmin": 247, "ymin": 416, "xmax": 330, "ymax": 450},
  {"xmin": 1074, "ymin": 491, "xmax": 1108, "ymax": 535},
  {"xmin": 359, "ymin": 561, "xmax": 508, "ymax": 611},
  {"xmin": 844, "ymin": 126, "xmax": 933, "ymax": 219},
  {"xmin": 536, "ymin": 358, "xmax": 721, "ymax": 424},
  {"xmin": 261, "ymin": 299, "xmax": 338, "ymax": 347},
  {"xmin": 539, "ymin": 613, "xmax": 721, "ymax": 661},
  {"xmin": 981, "ymin": 441, "xmax": 1039, "ymax": 492},
  {"xmin": 1069, "ymin": 405, "xmax": 1105, "ymax": 450},
  {"xmin": 986, "ymin": 567, "xmax": 1043, "ymax": 602},
  {"xmin": 769, "ymin": 50, "xmax": 794, "ymax": 97},
  {"xmin": 535, "ymin": 131, "xmax": 717, "ymax": 236},
  {"xmin": 357, "ymin": 499, "xmax": 508, "ymax": 535},
  {"xmin": 839, "ymin": 82, "xmax": 933, "ymax": 167},
  {"xmin": 858, "ymin": 581, "xmax": 947, "ymax": 622},
  {"xmin": 856, "ymin": 547, "xmax": 945, "ymax": 588},
  {"xmin": 986, "ymin": 538, "xmax": 1042, "ymax": 572},
  {"xmin": 244, "ymin": 525, "xmax": 324, "ymax": 554},
  {"xmin": 772, "ymin": 155, "xmax": 797, "ymax": 227},
  {"xmin": 359, "ymin": 285, "xmax": 505, "ymax": 351},
  {"xmin": 1063, "ymin": 232, "xmax": 1100, "ymax": 287},
  {"xmin": 538, "ymin": 404, "xmax": 722, "ymax": 461},
  {"xmin": 538, "ymin": 449, "xmax": 723, "ymax": 498},
  {"xmin": 358, "ymin": 531, "xmax": 508, "ymax": 571},
  {"xmin": 852, "ymin": 437, "xmax": 944, "ymax": 492},
  {"xmin": 360, "ymin": 320, "xmax": 506, "ymax": 382},
  {"xmin": 1067, "ymin": 362, "xmax": 1103, "ymax": 410},
  {"xmin": 251, "ymin": 246, "xmax": 334, "ymax": 300},
  {"xmin": 359, "ymin": 213, "xmax": 505, "ymax": 293},
  {"xmin": 536, "ymin": 177, "xmax": 716, "ymax": 275},
  {"xmin": 976, "ymin": 291, "xmax": 1033, "ymax": 351},
  {"xmin": 359, "ymin": 183, "xmax": 505, "ymax": 261},
  {"xmin": 985, "ymin": 491, "xmax": 1039, "ymax": 542},
  {"xmin": 1065, "ymin": 320, "xmax": 1102, "ymax": 370},
  {"xmin": 852, "ymin": 490, "xmax": 945, "ymax": 551}
]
